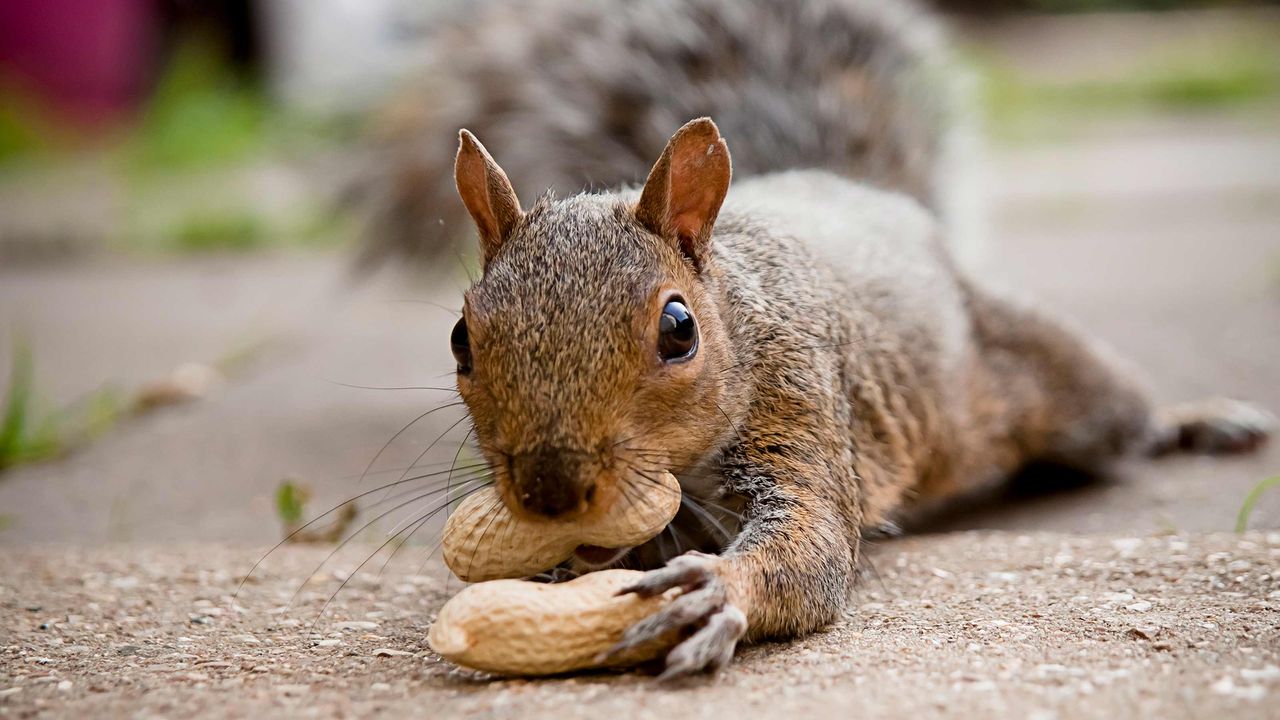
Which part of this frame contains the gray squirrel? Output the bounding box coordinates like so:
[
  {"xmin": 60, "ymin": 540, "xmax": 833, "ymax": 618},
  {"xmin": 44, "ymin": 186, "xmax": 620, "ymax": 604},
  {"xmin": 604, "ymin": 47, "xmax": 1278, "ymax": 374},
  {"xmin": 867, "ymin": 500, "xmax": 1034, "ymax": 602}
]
[{"xmin": 354, "ymin": 0, "xmax": 1274, "ymax": 678}]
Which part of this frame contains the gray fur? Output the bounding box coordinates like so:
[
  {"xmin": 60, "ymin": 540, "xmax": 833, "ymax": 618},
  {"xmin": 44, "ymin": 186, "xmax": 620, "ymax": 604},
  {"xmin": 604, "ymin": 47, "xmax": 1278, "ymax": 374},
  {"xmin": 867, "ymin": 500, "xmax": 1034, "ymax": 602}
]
[
  {"xmin": 454, "ymin": 155, "xmax": 1272, "ymax": 676},
  {"xmin": 362, "ymin": 0, "xmax": 1272, "ymax": 679},
  {"xmin": 354, "ymin": 0, "xmax": 967, "ymax": 269}
]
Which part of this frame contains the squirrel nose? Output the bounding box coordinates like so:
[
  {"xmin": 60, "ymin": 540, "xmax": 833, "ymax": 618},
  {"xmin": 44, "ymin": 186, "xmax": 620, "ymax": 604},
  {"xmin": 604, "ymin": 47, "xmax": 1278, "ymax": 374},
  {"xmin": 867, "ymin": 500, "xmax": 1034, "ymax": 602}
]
[{"xmin": 509, "ymin": 449, "xmax": 598, "ymax": 519}]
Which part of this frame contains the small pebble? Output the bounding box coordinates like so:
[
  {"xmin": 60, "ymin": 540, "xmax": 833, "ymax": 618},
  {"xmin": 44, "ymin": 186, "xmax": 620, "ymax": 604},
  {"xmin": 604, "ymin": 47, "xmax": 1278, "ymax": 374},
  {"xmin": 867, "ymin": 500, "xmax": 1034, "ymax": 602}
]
[{"xmin": 1128, "ymin": 626, "xmax": 1160, "ymax": 640}]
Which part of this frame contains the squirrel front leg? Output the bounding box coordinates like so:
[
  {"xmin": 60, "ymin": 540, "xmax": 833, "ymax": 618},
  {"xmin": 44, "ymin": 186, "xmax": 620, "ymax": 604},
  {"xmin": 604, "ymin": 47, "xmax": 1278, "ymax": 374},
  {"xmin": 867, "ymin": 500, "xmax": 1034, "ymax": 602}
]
[{"xmin": 607, "ymin": 461, "xmax": 858, "ymax": 679}]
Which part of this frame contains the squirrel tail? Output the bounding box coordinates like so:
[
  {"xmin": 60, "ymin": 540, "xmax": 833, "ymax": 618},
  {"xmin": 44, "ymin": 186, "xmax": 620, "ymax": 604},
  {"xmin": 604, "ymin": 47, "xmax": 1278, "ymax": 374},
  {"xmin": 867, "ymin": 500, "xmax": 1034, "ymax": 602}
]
[{"xmin": 350, "ymin": 0, "xmax": 981, "ymax": 272}]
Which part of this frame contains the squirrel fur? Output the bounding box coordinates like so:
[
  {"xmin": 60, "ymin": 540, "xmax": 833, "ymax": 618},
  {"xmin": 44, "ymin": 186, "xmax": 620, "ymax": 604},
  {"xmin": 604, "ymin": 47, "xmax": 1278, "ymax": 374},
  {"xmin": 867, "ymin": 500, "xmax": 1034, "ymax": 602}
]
[
  {"xmin": 358, "ymin": 0, "xmax": 1275, "ymax": 678},
  {"xmin": 355, "ymin": 0, "xmax": 976, "ymax": 270}
]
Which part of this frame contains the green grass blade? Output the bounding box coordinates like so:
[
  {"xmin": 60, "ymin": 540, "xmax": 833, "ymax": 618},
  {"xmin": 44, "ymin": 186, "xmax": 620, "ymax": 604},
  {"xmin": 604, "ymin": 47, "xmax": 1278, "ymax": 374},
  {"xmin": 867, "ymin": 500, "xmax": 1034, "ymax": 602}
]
[
  {"xmin": 1235, "ymin": 476, "xmax": 1280, "ymax": 533},
  {"xmin": 276, "ymin": 480, "xmax": 306, "ymax": 526},
  {"xmin": 0, "ymin": 339, "xmax": 34, "ymax": 470}
]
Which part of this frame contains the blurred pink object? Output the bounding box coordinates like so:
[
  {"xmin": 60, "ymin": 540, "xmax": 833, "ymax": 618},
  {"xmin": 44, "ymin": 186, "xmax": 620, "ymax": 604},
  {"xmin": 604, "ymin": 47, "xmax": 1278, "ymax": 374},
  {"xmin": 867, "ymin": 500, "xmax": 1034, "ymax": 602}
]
[{"xmin": 0, "ymin": 0, "xmax": 159, "ymax": 125}]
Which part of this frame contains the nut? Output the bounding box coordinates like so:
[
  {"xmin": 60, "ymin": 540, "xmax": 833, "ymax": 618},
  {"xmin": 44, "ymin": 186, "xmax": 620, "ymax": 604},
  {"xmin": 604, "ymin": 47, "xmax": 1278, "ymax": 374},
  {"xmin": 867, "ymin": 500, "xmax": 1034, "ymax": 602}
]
[
  {"xmin": 442, "ymin": 471, "xmax": 680, "ymax": 582},
  {"xmin": 428, "ymin": 569, "xmax": 674, "ymax": 675}
]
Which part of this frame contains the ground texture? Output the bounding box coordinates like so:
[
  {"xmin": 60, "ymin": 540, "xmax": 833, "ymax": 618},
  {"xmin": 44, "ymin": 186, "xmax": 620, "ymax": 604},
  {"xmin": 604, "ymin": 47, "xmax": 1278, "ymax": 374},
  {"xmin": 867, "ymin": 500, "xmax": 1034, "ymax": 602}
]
[{"xmin": 2, "ymin": 533, "xmax": 1279, "ymax": 719}]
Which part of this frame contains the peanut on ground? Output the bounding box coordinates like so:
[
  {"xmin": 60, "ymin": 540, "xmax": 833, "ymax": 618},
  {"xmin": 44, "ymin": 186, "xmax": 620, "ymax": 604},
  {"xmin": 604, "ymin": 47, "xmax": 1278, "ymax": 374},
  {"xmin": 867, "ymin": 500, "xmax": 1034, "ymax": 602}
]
[{"xmin": 428, "ymin": 569, "xmax": 676, "ymax": 675}]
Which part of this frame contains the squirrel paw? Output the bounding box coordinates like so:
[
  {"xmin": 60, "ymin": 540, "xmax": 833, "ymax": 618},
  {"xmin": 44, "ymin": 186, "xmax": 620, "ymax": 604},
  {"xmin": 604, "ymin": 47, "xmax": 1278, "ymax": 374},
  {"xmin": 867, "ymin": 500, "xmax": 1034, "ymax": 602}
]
[
  {"xmin": 603, "ymin": 552, "xmax": 747, "ymax": 680},
  {"xmin": 1152, "ymin": 398, "xmax": 1275, "ymax": 456}
]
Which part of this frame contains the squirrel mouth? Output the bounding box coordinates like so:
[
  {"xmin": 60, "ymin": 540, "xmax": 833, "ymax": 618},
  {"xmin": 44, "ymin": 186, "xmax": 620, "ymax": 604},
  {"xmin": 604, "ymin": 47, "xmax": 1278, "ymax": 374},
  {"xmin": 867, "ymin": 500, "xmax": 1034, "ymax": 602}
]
[{"xmin": 573, "ymin": 544, "xmax": 630, "ymax": 568}]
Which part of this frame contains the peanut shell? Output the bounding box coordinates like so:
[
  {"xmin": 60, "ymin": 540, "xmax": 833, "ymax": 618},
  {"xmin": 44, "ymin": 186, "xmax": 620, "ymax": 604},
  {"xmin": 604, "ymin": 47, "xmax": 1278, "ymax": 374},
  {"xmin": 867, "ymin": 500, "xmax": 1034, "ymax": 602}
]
[
  {"xmin": 428, "ymin": 569, "xmax": 673, "ymax": 675},
  {"xmin": 442, "ymin": 471, "xmax": 680, "ymax": 582}
]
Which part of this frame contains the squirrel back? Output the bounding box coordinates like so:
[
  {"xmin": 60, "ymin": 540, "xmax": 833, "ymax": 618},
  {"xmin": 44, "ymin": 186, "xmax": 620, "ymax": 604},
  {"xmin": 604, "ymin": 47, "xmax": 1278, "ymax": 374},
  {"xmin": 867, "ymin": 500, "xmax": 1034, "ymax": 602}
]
[{"xmin": 354, "ymin": 0, "xmax": 976, "ymax": 270}]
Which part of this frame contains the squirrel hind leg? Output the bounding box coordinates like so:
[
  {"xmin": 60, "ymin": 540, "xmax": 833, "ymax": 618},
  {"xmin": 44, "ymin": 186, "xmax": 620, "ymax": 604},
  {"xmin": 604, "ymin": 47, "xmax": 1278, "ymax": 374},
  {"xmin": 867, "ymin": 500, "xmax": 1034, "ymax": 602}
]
[{"xmin": 1148, "ymin": 398, "xmax": 1276, "ymax": 457}]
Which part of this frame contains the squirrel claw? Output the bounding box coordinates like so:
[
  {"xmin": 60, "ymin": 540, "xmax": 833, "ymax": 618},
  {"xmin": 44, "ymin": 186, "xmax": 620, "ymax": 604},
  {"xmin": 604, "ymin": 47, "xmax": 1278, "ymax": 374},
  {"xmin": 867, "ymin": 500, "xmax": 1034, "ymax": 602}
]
[
  {"xmin": 657, "ymin": 604, "xmax": 747, "ymax": 681},
  {"xmin": 605, "ymin": 552, "xmax": 746, "ymax": 678},
  {"xmin": 616, "ymin": 551, "xmax": 720, "ymax": 598}
]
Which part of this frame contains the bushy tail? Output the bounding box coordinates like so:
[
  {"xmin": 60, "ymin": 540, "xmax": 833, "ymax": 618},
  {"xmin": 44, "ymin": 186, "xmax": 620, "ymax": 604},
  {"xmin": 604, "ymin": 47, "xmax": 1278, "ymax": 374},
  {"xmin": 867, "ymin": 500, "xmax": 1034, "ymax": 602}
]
[{"xmin": 351, "ymin": 0, "xmax": 976, "ymax": 271}]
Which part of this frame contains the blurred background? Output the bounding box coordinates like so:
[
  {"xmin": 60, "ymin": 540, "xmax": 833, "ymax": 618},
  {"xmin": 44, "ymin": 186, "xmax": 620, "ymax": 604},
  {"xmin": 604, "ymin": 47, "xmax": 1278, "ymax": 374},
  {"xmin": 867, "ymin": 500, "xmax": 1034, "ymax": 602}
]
[{"xmin": 0, "ymin": 0, "xmax": 1277, "ymax": 545}]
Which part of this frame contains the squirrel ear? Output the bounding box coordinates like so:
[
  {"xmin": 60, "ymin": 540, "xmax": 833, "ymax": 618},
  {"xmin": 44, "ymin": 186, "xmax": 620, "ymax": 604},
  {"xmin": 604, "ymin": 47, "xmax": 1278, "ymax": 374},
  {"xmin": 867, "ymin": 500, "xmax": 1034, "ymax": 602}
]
[
  {"xmin": 635, "ymin": 117, "xmax": 732, "ymax": 271},
  {"xmin": 455, "ymin": 129, "xmax": 523, "ymax": 266}
]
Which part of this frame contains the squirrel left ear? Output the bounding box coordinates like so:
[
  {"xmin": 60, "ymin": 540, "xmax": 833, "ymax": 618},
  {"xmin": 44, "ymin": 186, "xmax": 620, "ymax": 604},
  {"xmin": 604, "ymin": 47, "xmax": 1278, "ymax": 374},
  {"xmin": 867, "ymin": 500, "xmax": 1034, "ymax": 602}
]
[
  {"xmin": 455, "ymin": 129, "xmax": 523, "ymax": 267},
  {"xmin": 635, "ymin": 117, "xmax": 732, "ymax": 272}
]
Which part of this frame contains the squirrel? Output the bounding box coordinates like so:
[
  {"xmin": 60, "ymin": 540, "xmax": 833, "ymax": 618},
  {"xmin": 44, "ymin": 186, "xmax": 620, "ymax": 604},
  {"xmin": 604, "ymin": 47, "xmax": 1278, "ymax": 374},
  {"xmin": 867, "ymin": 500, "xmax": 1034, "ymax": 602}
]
[{"xmin": 354, "ymin": 0, "xmax": 1276, "ymax": 678}]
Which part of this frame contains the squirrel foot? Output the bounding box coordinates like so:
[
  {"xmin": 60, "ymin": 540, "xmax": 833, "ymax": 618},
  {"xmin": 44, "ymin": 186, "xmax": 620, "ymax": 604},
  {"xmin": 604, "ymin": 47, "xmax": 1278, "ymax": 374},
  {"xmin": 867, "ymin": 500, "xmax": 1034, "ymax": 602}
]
[
  {"xmin": 1151, "ymin": 398, "xmax": 1275, "ymax": 456},
  {"xmin": 603, "ymin": 552, "xmax": 747, "ymax": 680}
]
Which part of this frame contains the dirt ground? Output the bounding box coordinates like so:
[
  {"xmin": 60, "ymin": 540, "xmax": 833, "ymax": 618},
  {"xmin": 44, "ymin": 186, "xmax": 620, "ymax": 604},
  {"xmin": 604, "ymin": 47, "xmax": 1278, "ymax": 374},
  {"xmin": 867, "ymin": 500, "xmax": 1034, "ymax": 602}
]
[{"xmin": 2, "ymin": 533, "xmax": 1278, "ymax": 719}]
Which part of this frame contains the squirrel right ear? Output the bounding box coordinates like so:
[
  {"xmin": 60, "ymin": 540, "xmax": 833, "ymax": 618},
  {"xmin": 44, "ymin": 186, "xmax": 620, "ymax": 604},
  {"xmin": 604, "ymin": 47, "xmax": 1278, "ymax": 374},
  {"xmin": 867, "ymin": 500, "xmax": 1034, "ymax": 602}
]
[
  {"xmin": 635, "ymin": 117, "xmax": 732, "ymax": 272},
  {"xmin": 455, "ymin": 129, "xmax": 523, "ymax": 266}
]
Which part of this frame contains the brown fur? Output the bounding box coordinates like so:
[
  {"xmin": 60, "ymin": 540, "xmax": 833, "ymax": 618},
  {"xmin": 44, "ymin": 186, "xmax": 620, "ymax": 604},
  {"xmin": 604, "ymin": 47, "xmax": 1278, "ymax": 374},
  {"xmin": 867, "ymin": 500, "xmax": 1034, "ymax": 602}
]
[
  {"xmin": 449, "ymin": 120, "xmax": 1272, "ymax": 668},
  {"xmin": 380, "ymin": 0, "xmax": 1273, "ymax": 676}
]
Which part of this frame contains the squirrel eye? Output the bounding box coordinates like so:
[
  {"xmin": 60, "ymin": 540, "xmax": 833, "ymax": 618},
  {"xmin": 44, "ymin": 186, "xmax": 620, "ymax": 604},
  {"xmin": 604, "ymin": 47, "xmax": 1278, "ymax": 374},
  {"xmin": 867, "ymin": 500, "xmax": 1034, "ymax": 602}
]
[
  {"xmin": 657, "ymin": 299, "xmax": 697, "ymax": 362},
  {"xmin": 450, "ymin": 318, "xmax": 472, "ymax": 374}
]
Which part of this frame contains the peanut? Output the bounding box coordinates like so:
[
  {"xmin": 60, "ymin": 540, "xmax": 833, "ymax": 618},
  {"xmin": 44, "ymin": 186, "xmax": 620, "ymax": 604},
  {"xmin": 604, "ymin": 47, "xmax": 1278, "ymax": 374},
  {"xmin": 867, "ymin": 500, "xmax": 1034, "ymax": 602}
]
[
  {"xmin": 428, "ymin": 569, "xmax": 675, "ymax": 675},
  {"xmin": 442, "ymin": 471, "xmax": 680, "ymax": 582}
]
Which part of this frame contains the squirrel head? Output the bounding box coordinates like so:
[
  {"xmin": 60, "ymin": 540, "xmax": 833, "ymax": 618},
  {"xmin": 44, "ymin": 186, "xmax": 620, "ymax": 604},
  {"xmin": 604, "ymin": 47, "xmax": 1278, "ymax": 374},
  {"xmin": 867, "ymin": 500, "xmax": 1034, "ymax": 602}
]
[{"xmin": 451, "ymin": 118, "xmax": 736, "ymax": 523}]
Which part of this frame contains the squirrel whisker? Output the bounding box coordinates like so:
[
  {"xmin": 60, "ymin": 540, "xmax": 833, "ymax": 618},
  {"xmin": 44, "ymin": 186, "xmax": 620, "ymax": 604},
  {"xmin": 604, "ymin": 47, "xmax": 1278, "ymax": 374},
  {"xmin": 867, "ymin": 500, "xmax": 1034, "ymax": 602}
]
[
  {"xmin": 313, "ymin": 478, "xmax": 495, "ymax": 626},
  {"xmin": 325, "ymin": 380, "xmax": 460, "ymax": 393},
  {"xmin": 354, "ymin": 400, "xmax": 468, "ymax": 489},
  {"xmin": 379, "ymin": 413, "xmax": 474, "ymax": 505},
  {"xmin": 236, "ymin": 462, "xmax": 493, "ymax": 600},
  {"xmin": 390, "ymin": 298, "xmax": 462, "ymax": 316},
  {"xmin": 291, "ymin": 477, "xmax": 494, "ymax": 613},
  {"xmin": 460, "ymin": 490, "xmax": 511, "ymax": 583},
  {"xmin": 678, "ymin": 495, "xmax": 737, "ymax": 544},
  {"xmin": 373, "ymin": 473, "xmax": 494, "ymax": 583},
  {"xmin": 617, "ymin": 461, "xmax": 743, "ymax": 545}
]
